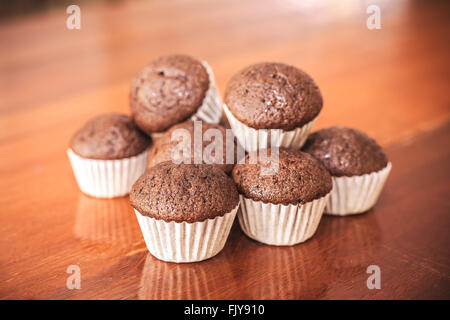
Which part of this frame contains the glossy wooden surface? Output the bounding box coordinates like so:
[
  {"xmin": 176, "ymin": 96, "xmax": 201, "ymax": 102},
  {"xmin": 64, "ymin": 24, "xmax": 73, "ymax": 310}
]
[{"xmin": 0, "ymin": 0, "xmax": 449, "ymax": 299}]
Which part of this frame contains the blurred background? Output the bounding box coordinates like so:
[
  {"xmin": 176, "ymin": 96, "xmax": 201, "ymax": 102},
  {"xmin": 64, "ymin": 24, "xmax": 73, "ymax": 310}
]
[{"xmin": 1, "ymin": 0, "xmax": 449, "ymax": 147}]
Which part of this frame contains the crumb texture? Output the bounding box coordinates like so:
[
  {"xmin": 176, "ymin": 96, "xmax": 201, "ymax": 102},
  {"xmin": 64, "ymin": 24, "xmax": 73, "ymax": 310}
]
[
  {"xmin": 130, "ymin": 54, "xmax": 209, "ymax": 133},
  {"xmin": 70, "ymin": 113, "xmax": 151, "ymax": 159},
  {"xmin": 148, "ymin": 120, "xmax": 235, "ymax": 174},
  {"xmin": 232, "ymin": 148, "xmax": 332, "ymax": 205},
  {"xmin": 130, "ymin": 162, "xmax": 239, "ymax": 223},
  {"xmin": 302, "ymin": 126, "xmax": 388, "ymax": 176},
  {"xmin": 224, "ymin": 62, "xmax": 322, "ymax": 130}
]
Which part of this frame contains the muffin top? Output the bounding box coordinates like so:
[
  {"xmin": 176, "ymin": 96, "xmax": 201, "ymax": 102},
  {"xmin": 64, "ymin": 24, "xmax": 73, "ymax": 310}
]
[
  {"xmin": 130, "ymin": 54, "xmax": 210, "ymax": 134},
  {"xmin": 224, "ymin": 62, "xmax": 322, "ymax": 130},
  {"xmin": 302, "ymin": 126, "xmax": 388, "ymax": 177},
  {"xmin": 148, "ymin": 120, "xmax": 235, "ymax": 174},
  {"xmin": 70, "ymin": 113, "xmax": 151, "ymax": 160},
  {"xmin": 232, "ymin": 148, "xmax": 332, "ymax": 205},
  {"xmin": 130, "ymin": 162, "xmax": 239, "ymax": 223}
]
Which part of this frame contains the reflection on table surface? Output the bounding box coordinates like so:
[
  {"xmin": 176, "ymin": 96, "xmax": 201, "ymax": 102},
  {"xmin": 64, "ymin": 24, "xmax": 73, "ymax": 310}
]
[{"xmin": 75, "ymin": 194, "xmax": 141, "ymax": 246}]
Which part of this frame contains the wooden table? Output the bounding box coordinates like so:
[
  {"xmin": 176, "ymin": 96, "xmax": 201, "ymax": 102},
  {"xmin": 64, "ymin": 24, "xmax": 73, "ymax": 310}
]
[{"xmin": 0, "ymin": 0, "xmax": 449, "ymax": 299}]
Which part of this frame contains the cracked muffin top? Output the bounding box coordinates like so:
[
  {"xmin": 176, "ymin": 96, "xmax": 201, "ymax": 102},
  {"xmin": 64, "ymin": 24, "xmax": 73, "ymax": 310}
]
[
  {"xmin": 147, "ymin": 120, "xmax": 236, "ymax": 174},
  {"xmin": 130, "ymin": 162, "xmax": 239, "ymax": 223},
  {"xmin": 70, "ymin": 113, "xmax": 151, "ymax": 160},
  {"xmin": 224, "ymin": 62, "xmax": 322, "ymax": 130},
  {"xmin": 232, "ymin": 148, "xmax": 332, "ymax": 205},
  {"xmin": 130, "ymin": 54, "xmax": 210, "ymax": 134},
  {"xmin": 302, "ymin": 126, "xmax": 388, "ymax": 177}
]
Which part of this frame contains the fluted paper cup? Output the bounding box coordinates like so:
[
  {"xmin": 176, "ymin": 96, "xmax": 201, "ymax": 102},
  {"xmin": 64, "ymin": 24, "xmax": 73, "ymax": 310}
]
[
  {"xmin": 238, "ymin": 192, "xmax": 331, "ymax": 246},
  {"xmin": 189, "ymin": 61, "xmax": 222, "ymax": 124},
  {"xmin": 325, "ymin": 162, "xmax": 392, "ymax": 216},
  {"xmin": 134, "ymin": 203, "xmax": 239, "ymax": 263},
  {"xmin": 67, "ymin": 148, "xmax": 149, "ymax": 198},
  {"xmin": 223, "ymin": 103, "xmax": 317, "ymax": 152}
]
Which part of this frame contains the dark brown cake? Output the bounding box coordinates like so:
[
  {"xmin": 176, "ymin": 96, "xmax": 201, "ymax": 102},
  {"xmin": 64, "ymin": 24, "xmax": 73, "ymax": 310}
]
[
  {"xmin": 224, "ymin": 62, "xmax": 322, "ymax": 130},
  {"xmin": 147, "ymin": 120, "xmax": 235, "ymax": 174},
  {"xmin": 232, "ymin": 148, "xmax": 332, "ymax": 205},
  {"xmin": 70, "ymin": 113, "xmax": 151, "ymax": 160},
  {"xmin": 130, "ymin": 162, "xmax": 239, "ymax": 223},
  {"xmin": 130, "ymin": 54, "xmax": 210, "ymax": 134},
  {"xmin": 219, "ymin": 109, "xmax": 231, "ymax": 129},
  {"xmin": 302, "ymin": 126, "xmax": 388, "ymax": 177}
]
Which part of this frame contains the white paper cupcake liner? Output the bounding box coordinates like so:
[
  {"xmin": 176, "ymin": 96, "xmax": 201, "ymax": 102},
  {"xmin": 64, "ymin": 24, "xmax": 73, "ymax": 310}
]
[
  {"xmin": 67, "ymin": 148, "xmax": 149, "ymax": 198},
  {"xmin": 134, "ymin": 203, "xmax": 239, "ymax": 263},
  {"xmin": 189, "ymin": 61, "xmax": 222, "ymax": 124},
  {"xmin": 238, "ymin": 192, "xmax": 331, "ymax": 246},
  {"xmin": 325, "ymin": 162, "xmax": 392, "ymax": 216},
  {"xmin": 223, "ymin": 103, "xmax": 317, "ymax": 152}
]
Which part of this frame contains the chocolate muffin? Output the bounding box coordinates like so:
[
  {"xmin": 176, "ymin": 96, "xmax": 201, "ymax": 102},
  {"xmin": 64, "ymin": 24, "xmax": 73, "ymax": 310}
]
[
  {"xmin": 130, "ymin": 55, "xmax": 210, "ymax": 134},
  {"xmin": 233, "ymin": 148, "xmax": 332, "ymax": 205},
  {"xmin": 224, "ymin": 62, "xmax": 322, "ymax": 130},
  {"xmin": 67, "ymin": 113, "xmax": 151, "ymax": 198},
  {"xmin": 131, "ymin": 162, "xmax": 239, "ymax": 223},
  {"xmin": 302, "ymin": 126, "xmax": 388, "ymax": 177},
  {"xmin": 233, "ymin": 148, "xmax": 332, "ymax": 246},
  {"xmin": 70, "ymin": 113, "xmax": 151, "ymax": 160},
  {"xmin": 147, "ymin": 120, "xmax": 235, "ymax": 174},
  {"xmin": 302, "ymin": 126, "xmax": 391, "ymax": 216}
]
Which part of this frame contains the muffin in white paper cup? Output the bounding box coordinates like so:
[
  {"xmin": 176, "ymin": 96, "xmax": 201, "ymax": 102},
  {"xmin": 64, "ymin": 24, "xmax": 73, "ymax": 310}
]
[
  {"xmin": 68, "ymin": 113, "xmax": 151, "ymax": 198},
  {"xmin": 130, "ymin": 162, "xmax": 240, "ymax": 263},
  {"xmin": 130, "ymin": 55, "xmax": 222, "ymax": 139},
  {"xmin": 232, "ymin": 148, "xmax": 332, "ymax": 246},
  {"xmin": 303, "ymin": 126, "xmax": 391, "ymax": 216},
  {"xmin": 148, "ymin": 60, "xmax": 222, "ymax": 142},
  {"xmin": 223, "ymin": 62, "xmax": 323, "ymax": 152}
]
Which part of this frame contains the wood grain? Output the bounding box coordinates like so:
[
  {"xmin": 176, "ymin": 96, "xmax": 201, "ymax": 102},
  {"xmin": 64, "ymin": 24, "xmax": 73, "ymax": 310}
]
[{"xmin": 0, "ymin": 0, "xmax": 449, "ymax": 299}]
